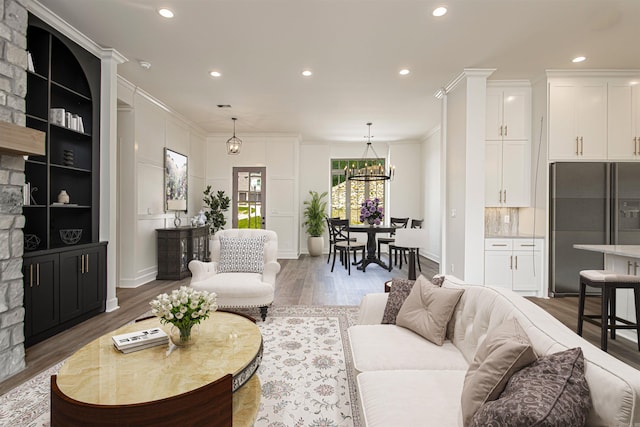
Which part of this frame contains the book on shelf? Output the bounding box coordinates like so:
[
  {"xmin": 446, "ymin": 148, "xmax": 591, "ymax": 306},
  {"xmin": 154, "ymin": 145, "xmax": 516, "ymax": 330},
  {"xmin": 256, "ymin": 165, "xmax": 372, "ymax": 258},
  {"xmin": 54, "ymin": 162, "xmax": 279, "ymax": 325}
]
[
  {"xmin": 50, "ymin": 108, "xmax": 65, "ymax": 126},
  {"xmin": 112, "ymin": 327, "xmax": 168, "ymax": 353}
]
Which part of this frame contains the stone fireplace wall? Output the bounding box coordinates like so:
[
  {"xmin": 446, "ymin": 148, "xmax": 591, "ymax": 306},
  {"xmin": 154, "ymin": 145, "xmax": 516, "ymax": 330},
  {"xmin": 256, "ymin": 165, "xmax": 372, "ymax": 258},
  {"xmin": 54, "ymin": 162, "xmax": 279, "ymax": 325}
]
[{"xmin": 0, "ymin": 0, "xmax": 29, "ymax": 382}]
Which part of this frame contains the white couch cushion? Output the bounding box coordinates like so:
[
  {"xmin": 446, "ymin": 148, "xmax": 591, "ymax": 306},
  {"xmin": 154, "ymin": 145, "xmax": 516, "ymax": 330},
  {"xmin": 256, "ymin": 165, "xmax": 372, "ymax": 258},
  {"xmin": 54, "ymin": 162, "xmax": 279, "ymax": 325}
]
[
  {"xmin": 358, "ymin": 370, "xmax": 465, "ymax": 427},
  {"xmin": 348, "ymin": 325, "xmax": 468, "ymax": 373},
  {"xmin": 190, "ymin": 272, "xmax": 274, "ymax": 307}
]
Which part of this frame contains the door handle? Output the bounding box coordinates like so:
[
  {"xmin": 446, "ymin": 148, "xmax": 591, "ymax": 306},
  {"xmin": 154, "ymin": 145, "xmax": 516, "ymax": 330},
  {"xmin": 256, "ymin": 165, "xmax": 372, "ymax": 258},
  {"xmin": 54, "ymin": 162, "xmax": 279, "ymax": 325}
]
[
  {"xmin": 86, "ymin": 254, "xmax": 89, "ymax": 273},
  {"xmin": 628, "ymin": 261, "xmax": 633, "ymax": 275},
  {"xmin": 576, "ymin": 137, "xmax": 579, "ymax": 155},
  {"xmin": 29, "ymin": 264, "xmax": 33, "ymax": 288},
  {"xmin": 504, "ymin": 125, "xmax": 508, "ymax": 136},
  {"xmin": 36, "ymin": 263, "xmax": 40, "ymax": 286},
  {"xmin": 514, "ymin": 255, "xmax": 518, "ymax": 270},
  {"xmin": 635, "ymin": 262, "xmax": 639, "ymax": 276},
  {"xmin": 499, "ymin": 125, "xmax": 503, "ymax": 137},
  {"xmin": 580, "ymin": 137, "xmax": 584, "ymax": 155},
  {"xmin": 635, "ymin": 137, "xmax": 638, "ymax": 156},
  {"xmin": 81, "ymin": 254, "xmax": 84, "ymax": 274},
  {"xmin": 509, "ymin": 255, "xmax": 513, "ymax": 270},
  {"xmin": 503, "ymin": 190, "xmax": 507, "ymax": 204}
]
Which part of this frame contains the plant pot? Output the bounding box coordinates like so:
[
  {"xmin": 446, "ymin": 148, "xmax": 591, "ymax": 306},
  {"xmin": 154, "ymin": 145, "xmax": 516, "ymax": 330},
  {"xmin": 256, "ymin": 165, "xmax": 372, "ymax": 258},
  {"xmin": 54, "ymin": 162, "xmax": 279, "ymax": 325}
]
[{"xmin": 307, "ymin": 236, "xmax": 324, "ymax": 257}]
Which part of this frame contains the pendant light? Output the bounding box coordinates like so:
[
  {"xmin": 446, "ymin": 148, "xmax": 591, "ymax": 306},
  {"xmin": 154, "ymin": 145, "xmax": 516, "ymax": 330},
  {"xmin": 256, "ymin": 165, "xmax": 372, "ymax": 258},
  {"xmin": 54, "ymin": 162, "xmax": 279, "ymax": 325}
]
[
  {"xmin": 226, "ymin": 117, "xmax": 242, "ymax": 155},
  {"xmin": 345, "ymin": 123, "xmax": 395, "ymax": 181}
]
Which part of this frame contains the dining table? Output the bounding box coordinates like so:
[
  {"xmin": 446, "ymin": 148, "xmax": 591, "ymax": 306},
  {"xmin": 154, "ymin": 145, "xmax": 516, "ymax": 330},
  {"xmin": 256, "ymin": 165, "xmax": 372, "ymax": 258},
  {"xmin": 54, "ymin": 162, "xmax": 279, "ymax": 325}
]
[{"xmin": 348, "ymin": 225, "xmax": 396, "ymax": 271}]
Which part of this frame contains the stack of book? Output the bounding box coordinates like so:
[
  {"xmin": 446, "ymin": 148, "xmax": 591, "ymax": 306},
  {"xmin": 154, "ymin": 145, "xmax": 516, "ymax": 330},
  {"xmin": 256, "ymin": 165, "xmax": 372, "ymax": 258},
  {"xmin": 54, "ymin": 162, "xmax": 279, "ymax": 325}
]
[{"xmin": 112, "ymin": 327, "xmax": 168, "ymax": 353}]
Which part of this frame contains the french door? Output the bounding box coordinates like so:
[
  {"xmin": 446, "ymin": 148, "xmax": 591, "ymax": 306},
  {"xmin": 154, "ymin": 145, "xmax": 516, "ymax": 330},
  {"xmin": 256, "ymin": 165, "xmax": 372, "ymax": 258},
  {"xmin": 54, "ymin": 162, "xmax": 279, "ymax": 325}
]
[{"xmin": 232, "ymin": 167, "xmax": 266, "ymax": 229}]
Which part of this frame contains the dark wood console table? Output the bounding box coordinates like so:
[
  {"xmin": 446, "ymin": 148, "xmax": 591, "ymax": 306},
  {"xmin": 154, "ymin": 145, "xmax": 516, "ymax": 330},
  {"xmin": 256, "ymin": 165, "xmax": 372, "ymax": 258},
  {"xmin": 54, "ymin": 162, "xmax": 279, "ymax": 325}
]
[{"xmin": 156, "ymin": 226, "xmax": 208, "ymax": 280}]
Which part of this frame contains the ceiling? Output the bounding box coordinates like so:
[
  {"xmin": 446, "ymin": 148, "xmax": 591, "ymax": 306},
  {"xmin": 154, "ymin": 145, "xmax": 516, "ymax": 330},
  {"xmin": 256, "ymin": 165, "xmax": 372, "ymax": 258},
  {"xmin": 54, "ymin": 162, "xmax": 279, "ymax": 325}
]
[{"xmin": 37, "ymin": 0, "xmax": 640, "ymax": 143}]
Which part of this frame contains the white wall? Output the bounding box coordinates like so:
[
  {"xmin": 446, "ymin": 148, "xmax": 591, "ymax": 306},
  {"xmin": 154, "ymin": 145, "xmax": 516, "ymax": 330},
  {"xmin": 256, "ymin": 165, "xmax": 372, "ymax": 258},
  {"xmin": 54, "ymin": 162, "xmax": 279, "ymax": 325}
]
[
  {"xmin": 206, "ymin": 134, "xmax": 300, "ymax": 259},
  {"xmin": 422, "ymin": 127, "xmax": 441, "ymax": 262},
  {"xmin": 117, "ymin": 78, "xmax": 208, "ymax": 287}
]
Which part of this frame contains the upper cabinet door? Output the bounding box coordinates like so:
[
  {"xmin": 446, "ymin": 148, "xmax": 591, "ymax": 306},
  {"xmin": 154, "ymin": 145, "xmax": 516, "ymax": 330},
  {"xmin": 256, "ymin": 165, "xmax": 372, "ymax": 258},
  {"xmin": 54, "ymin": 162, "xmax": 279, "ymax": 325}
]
[
  {"xmin": 501, "ymin": 89, "xmax": 529, "ymax": 141},
  {"xmin": 485, "ymin": 87, "xmax": 530, "ymax": 141},
  {"xmin": 548, "ymin": 80, "xmax": 607, "ymax": 160},
  {"xmin": 486, "ymin": 90, "xmax": 504, "ymax": 140},
  {"xmin": 608, "ymin": 82, "xmax": 640, "ymax": 160}
]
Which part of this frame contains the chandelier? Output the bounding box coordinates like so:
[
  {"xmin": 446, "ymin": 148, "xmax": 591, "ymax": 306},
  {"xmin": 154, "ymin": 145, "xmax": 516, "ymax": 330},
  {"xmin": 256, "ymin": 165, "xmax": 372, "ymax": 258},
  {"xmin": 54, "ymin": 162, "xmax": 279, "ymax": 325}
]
[
  {"xmin": 345, "ymin": 123, "xmax": 395, "ymax": 181},
  {"xmin": 226, "ymin": 117, "xmax": 242, "ymax": 155}
]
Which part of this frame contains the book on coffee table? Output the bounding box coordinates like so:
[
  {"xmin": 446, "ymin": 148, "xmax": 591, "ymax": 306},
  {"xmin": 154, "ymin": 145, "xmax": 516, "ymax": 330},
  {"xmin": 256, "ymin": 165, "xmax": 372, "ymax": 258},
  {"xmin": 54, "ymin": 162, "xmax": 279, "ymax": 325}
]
[{"xmin": 112, "ymin": 327, "xmax": 168, "ymax": 353}]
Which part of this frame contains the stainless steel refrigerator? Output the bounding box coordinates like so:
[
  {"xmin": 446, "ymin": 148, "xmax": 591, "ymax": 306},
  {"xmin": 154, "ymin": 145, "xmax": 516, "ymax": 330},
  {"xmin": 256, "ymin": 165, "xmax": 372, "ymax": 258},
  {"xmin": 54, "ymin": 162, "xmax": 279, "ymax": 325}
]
[{"xmin": 550, "ymin": 162, "xmax": 640, "ymax": 295}]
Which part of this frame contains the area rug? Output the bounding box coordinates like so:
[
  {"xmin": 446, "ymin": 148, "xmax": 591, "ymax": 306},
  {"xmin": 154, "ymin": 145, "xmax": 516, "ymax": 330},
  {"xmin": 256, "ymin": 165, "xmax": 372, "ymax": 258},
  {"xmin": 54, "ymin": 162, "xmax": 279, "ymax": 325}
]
[{"xmin": 0, "ymin": 305, "xmax": 361, "ymax": 427}]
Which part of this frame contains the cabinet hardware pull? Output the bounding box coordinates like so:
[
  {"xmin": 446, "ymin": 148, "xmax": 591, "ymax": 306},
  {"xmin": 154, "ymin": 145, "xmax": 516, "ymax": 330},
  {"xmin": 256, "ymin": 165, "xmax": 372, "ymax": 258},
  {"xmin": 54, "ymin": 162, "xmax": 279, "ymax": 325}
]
[
  {"xmin": 510, "ymin": 255, "xmax": 513, "ymax": 269},
  {"xmin": 520, "ymin": 244, "xmax": 535, "ymax": 247},
  {"xmin": 504, "ymin": 125, "xmax": 507, "ymax": 136},
  {"xmin": 515, "ymin": 255, "xmax": 518, "ymax": 269},
  {"xmin": 499, "ymin": 125, "xmax": 503, "ymax": 137},
  {"xmin": 499, "ymin": 190, "xmax": 502, "ymax": 203},
  {"xmin": 580, "ymin": 136, "xmax": 583, "ymax": 155},
  {"xmin": 36, "ymin": 263, "xmax": 40, "ymax": 286},
  {"xmin": 86, "ymin": 254, "xmax": 89, "ymax": 273},
  {"xmin": 576, "ymin": 137, "xmax": 579, "ymax": 155},
  {"xmin": 504, "ymin": 190, "xmax": 507, "ymax": 203},
  {"xmin": 29, "ymin": 264, "xmax": 33, "ymax": 288},
  {"xmin": 628, "ymin": 261, "xmax": 633, "ymax": 275},
  {"xmin": 492, "ymin": 244, "xmax": 508, "ymax": 247},
  {"xmin": 81, "ymin": 254, "xmax": 84, "ymax": 274},
  {"xmin": 635, "ymin": 262, "xmax": 639, "ymax": 276},
  {"xmin": 635, "ymin": 137, "xmax": 638, "ymax": 156}
]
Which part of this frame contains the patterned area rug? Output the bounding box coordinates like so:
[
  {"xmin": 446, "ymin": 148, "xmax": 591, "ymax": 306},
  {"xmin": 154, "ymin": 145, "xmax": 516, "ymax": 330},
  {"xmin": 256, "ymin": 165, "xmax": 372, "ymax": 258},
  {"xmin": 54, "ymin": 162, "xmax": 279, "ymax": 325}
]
[{"xmin": 0, "ymin": 305, "xmax": 361, "ymax": 427}]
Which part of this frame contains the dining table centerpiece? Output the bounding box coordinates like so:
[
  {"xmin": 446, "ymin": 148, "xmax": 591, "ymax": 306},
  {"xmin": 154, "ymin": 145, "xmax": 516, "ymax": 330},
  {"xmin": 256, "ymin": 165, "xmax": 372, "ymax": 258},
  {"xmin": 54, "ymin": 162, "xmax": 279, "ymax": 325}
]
[
  {"xmin": 149, "ymin": 286, "xmax": 217, "ymax": 347},
  {"xmin": 360, "ymin": 197, "xmax": 384, "ymax": 226}
]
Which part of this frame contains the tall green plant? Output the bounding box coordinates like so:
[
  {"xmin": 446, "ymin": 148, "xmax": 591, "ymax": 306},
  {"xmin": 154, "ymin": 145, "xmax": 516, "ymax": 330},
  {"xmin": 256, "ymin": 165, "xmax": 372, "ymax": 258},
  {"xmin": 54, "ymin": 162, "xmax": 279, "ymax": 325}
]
[
  {"xmin": 202, "ymin": 186, "xmax": 231, "ymax": 235},
  {"xmin": 302, "ymin": 191, "xmax": 328, "ymax": 237}
]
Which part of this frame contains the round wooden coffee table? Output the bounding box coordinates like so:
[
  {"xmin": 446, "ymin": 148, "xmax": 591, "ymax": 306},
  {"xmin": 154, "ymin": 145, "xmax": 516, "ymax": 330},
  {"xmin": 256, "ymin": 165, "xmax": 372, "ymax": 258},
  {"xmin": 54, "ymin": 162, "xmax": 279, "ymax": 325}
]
[{"xmin": 56, "ymin": 311, "xmax": 262, "ymax": 426}]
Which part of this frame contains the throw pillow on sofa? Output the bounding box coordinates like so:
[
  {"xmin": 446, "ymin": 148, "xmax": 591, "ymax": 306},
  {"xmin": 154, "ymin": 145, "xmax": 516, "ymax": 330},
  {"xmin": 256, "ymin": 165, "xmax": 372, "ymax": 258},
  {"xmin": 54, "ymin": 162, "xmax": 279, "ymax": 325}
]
[
  {"xmin": 461, "ymin": 318, "xmax": 537, "ymax": 427},
  {"xmin": 469, "ymin": 347, "xmax": 592, "ymax": 427},
  {"xmin": 381, "ymin": 277, "xmax": 415, "ymax": 324},
  {"xmin": 395, "ymin": 277, "xmax": 464, "ymax": 345},
  {"xmin": 218, "ymin": 235, "xmax": 267, "ymax": 273}
]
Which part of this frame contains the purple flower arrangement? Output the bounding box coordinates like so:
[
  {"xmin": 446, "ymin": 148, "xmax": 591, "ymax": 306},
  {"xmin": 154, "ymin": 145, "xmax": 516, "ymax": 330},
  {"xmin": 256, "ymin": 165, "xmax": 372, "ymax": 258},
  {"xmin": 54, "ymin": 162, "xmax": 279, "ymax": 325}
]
[{"xmin": 360, "ymin": 198, "xmax": 384, "ymax": 225}]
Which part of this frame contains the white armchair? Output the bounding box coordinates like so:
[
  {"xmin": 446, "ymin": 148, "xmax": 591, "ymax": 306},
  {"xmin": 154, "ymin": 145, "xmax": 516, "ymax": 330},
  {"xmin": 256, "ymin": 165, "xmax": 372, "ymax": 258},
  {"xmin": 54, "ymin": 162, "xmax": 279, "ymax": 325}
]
[{"xmin": 188, "ymin": 229, "xmax": 280, "ymax": 320}]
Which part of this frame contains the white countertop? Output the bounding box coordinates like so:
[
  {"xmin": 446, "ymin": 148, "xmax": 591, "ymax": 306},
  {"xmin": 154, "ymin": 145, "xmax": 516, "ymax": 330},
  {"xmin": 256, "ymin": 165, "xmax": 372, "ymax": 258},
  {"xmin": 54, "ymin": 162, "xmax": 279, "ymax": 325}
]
[{"xmin": 573, "ymin": 244, "xmax": 640, "ymax": 258}]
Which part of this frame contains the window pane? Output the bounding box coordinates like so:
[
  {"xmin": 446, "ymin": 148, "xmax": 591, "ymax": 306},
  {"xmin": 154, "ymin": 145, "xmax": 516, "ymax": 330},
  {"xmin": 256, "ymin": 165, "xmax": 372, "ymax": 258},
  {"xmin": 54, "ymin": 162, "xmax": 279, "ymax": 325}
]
[{"xmin": 331, "ymin": 158, "xmax": 386, "ymax": 224}]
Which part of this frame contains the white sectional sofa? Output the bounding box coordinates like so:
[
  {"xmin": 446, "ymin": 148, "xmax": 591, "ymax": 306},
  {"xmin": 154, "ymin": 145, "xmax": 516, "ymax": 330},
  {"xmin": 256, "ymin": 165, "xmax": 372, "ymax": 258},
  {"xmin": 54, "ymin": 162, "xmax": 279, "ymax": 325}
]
[{"xmin": 348, "ymin": 275, "xmax": 640, "ymax": 427}]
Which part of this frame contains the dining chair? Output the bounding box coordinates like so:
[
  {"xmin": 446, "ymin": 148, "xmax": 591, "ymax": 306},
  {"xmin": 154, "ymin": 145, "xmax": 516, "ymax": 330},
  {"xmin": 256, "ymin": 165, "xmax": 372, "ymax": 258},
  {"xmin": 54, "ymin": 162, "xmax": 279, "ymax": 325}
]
[
  {"xmin": 326, "ymin": 216, "xmax": 356, "ymax": 265},
  {"xmin": 330, "ymin": 219, "xmax": 365, "ymax": 275},
  {"xmin": 377, "ymin": 217, "xmax": 409, "ymax": 264},
  {"xmin": 389, "ymin": 219, "xmax": 424, "ymax": 271}
]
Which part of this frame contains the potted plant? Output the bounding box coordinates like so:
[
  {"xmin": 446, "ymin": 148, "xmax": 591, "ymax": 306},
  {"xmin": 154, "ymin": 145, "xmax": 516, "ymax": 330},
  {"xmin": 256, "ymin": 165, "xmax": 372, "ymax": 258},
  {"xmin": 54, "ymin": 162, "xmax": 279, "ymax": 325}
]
[
  {"xmin": 302, "ymin": 190, "xmax": 328, "ymax": 257},
  {"xmin": 202, "ymin": 186, "xmax": 231, "ymax": 260}
]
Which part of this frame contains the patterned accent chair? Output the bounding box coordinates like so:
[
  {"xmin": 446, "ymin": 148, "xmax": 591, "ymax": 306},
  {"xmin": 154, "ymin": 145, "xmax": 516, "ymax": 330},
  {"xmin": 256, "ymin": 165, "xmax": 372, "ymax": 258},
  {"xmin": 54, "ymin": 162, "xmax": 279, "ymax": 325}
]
[{"xmin": 189, "ymin": 229, "xmax": 280, "ymax": 321}]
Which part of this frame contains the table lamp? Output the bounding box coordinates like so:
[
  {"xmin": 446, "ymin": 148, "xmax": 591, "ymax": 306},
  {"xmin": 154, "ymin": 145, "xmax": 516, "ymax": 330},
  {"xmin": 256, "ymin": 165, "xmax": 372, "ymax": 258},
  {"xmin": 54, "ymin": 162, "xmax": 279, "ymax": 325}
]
[
  {"xmin": 394, "ymin": 228, "xmax": 427, "ymax": 280},
  {"xmin": 167, "ymin": 199, "xmax": 187, "ymax": 227}
]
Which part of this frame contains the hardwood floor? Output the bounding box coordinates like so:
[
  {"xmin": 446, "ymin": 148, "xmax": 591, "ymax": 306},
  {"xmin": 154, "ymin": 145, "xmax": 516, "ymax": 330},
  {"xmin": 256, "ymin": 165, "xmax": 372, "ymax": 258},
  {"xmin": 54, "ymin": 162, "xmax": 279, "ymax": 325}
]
[{"xmin": 1, "ymin": 253, "xmax": 639, "ymax": 395}]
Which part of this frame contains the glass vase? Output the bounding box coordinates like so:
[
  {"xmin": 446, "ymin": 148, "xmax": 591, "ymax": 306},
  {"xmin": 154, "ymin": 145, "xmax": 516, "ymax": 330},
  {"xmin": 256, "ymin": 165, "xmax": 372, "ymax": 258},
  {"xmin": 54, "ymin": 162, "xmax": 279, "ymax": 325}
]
[{"xmin": 170, "ymin": 324, "xmax": 198, "ymax": 347}]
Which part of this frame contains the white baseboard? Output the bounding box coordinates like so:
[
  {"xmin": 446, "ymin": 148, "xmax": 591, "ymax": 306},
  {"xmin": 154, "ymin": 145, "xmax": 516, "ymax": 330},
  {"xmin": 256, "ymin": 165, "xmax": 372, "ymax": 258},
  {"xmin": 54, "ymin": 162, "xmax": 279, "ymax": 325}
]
[
  {"xmin": 118, "ymin": 268, "xmax": 157, "ymax": 288},
  {"xmin": 105, "ymin": 297, "xmax": 120, "ymax": 312}
]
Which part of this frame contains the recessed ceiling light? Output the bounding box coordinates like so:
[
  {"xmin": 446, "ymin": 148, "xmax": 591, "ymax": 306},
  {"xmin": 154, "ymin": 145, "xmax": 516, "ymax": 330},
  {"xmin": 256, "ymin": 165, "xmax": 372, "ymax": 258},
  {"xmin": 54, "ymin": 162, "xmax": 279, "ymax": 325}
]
[
  {"xmin": 158, "ymin": 8, "xmax": 174, "ymax": 18},
  {"xmin": 572, "ymin": 56, "xmax": 586, "ymax": 63},
  {"xmin": 301, "ymin": 70, "xmax": 313, "ymax": 77},
  {"xmin": 433, "ymin": 6, "xmax": 447, "ymax": 17},
  {"xmin": 210, "ymin": 71, "xmax": 222, "ymax": 78},
  {"xmin": 399, "ymin": 69, "xmax": 411, "ymax": 76}
]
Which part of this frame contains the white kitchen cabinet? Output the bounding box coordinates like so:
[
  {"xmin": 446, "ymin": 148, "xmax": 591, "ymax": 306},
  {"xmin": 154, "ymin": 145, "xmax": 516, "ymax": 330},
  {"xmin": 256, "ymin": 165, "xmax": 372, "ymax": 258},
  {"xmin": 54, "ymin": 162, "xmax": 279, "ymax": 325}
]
[
  {"xmin": 484, "ymin": 238, "xmax": 544, "ymax": 295},
  {"xmin": 486, "ymin": 86, "xmax": 530, "ymax": 141},
  {"xmin": 485, "ymin": 83, "xmax": 531, "ymax": 207},
  {"xmin": 548, "ymin": 79, "xmax": 607, "ymax": 160},
  {"xmin": 608, "ymin": 81, "xmax": 640, "ymax": 160},
  {"xmin": 485, "ymin": 140, "xmax": 530, "ymax": 207}
]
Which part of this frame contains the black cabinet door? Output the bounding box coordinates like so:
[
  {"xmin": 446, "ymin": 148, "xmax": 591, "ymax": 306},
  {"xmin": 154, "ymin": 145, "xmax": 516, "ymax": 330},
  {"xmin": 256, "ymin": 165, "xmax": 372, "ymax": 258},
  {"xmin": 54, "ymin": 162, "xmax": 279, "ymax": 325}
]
[
  {"xmin": 81, "ymin": 245, "xmax": 105, "ymax": 312},
  {"xmin": 23, "ymin": 254, "xmax": 59, "ymax": 337},
  {"xmin": 59, "ymin": 250, "xmax": 82, "ymax": 322}
]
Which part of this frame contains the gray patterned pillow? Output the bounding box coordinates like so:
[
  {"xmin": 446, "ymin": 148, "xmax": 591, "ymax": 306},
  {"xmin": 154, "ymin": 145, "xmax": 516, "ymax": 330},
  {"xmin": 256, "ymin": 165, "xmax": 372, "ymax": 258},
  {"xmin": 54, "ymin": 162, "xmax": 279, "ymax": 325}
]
[
  {"xmin": 217, "ymin": 235, "xmax": 267, "ymax": 273},
  {"xmin": 469, "ymin": 347, "xmax": 592, "ymax": 427},
  {"xmin": 381, "ymin": 277, "xmax": 415, "ymax": 324}
]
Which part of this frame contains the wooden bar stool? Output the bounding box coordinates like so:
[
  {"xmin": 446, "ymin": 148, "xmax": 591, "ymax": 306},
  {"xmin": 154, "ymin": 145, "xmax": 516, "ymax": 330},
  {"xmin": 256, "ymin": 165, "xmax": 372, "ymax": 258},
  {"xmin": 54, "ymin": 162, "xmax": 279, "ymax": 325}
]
[{"xmin": 578, "ymin": 270, "xmax": 640, "ymax": 352}]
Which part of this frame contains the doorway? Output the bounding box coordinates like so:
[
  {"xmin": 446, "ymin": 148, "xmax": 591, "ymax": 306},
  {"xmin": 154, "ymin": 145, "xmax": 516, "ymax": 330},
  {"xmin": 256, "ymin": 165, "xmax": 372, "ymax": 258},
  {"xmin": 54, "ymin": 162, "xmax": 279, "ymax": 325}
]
[{"xmin": 232, "ymin": 167, "xmax": 266, "ymax": 229}]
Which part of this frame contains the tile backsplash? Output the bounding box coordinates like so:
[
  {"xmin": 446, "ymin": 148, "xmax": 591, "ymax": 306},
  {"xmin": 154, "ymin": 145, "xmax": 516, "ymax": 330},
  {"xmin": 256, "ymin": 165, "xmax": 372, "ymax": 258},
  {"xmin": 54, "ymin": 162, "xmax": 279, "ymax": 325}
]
[{"xmin": 485, "ymin": 208, "xmax": 519, "ymax": 236}]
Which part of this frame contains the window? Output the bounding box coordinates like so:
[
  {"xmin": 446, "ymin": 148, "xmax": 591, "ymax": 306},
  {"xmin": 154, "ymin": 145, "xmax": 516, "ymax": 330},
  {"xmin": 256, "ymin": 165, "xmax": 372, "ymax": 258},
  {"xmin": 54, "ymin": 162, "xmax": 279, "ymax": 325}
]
[{"xmin": 330, "ymin": 159, "xmax": 386, "ymax": 224}]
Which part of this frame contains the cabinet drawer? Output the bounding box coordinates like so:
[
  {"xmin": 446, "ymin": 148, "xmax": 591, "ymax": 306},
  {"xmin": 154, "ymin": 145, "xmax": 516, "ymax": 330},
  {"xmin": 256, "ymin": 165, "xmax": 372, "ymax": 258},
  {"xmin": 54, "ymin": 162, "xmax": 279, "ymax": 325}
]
[
  {"xmin": 485, "ymin": 239, "xmax": 512, "ymax": 250},
  {"xmin": 513, "ymin": 239, "xmax": 543, "ymax": 251}
]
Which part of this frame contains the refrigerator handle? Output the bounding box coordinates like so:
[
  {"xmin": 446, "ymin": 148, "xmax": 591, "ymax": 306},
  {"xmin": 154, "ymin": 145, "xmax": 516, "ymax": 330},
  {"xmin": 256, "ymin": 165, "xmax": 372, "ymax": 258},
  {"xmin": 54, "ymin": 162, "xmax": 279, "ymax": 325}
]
[{"xmin": 607, "ymin": 163, "xmax": 614, "ymax": 244}]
